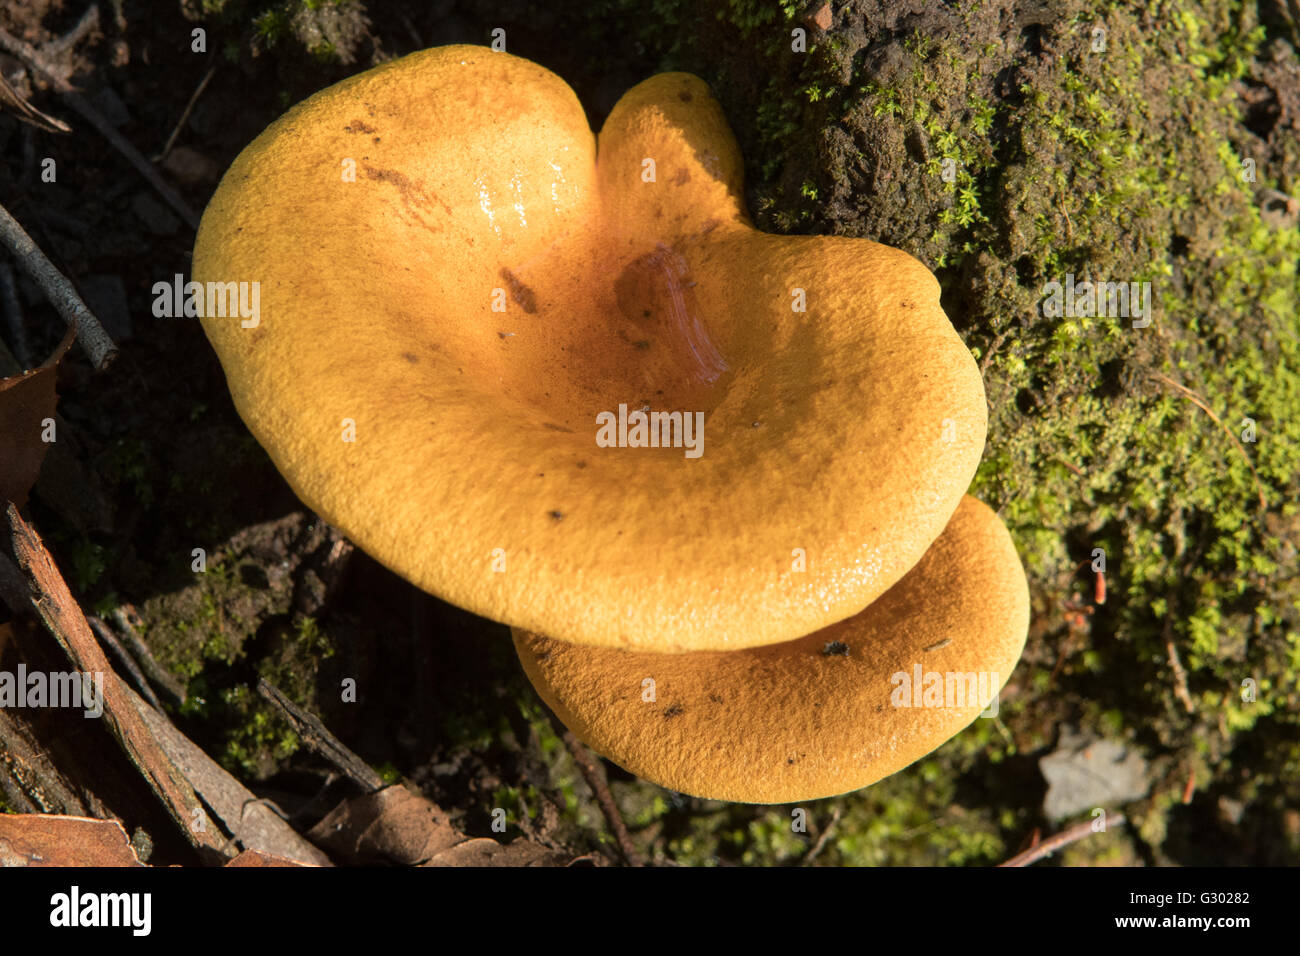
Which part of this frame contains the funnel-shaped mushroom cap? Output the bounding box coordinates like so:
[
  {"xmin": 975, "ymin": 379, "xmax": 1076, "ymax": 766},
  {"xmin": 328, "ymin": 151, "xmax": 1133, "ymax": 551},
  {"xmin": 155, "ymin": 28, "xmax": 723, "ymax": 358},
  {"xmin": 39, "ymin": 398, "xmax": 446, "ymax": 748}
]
[
  {"xmin": 193, "ymin": 45, "xmax": 986, "ymax": 652},
  {"xmin": 513, "ymin": 496, "xmax": 1029, "ymax": 804}
]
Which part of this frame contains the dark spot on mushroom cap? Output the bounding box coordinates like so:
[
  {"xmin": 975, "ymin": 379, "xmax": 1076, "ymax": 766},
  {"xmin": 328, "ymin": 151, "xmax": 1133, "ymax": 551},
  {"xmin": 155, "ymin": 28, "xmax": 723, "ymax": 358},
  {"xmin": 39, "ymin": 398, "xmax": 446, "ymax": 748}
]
[
  {"xmin": 679, "ymin": 91, "xmax": 692, "ymax": 102},
  {"xmin": 363, "ymin": 162, "xmax": 452, "ymax": 219},
  {"xmin": 401, "ymin": 352, "xmax": 419, "ymax": 364},
  {"xmin": 549, "ymin": 510, "xmax": 564, "ymax": 521},
  {"xmin": 822, "ymin": 640, "xmax": 849, "ymax": 657},
  {"xmin": 500, "ymin": 267, "xmax": 539, "ymax": 314},
  {"xmin": 663, "ymin": 702, "xmax": 684, "ymax": 718},
  {"xmin": 344, "ymin": 119, "xmax": 377, "ymax": 134}
]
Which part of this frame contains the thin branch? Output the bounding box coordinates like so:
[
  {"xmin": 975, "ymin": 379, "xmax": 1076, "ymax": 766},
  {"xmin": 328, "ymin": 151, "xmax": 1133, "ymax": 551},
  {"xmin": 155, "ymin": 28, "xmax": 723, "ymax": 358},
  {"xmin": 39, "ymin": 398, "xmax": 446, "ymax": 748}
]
[
  {"xmin": 1165, "ymin": 634, "xmax": 1196, "ymax": 715},
  {"xmin": 257, "ymin": 677, "xmax": 384, "ymax": 793},
  {"xmin": 154, "ymin": 61, "xmax": 217, "ymax": 162},
  {"xmin": 552, "ymin": 716, "xmax": 642, "ymax": 866},
  {"xmin": 999, "ymin": 812, "xmax": 1126, "ymax": 867},
  {"xmin": 802, "ymin": 804, "xmax": 843, "ymax": 865},
  {"xmin": 0, "ymin": 201, "xmax": 117, "ymax": 369},
  {"xmin": 44, "ymin": 3, "xmax": 101, "ymax": 57},
  {"xmin": 108, "ymin": 605, "xmax": 187, "ymax": 708},
  {"xmin": 88, "ymin": 615, "xmax": 163, "ymax": 711}
]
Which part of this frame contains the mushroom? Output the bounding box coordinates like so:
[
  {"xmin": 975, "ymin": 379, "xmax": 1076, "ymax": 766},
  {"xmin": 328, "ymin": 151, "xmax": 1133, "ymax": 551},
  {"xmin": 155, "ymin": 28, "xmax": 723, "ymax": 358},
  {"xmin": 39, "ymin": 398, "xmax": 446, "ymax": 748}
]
[
  {"xmin": 192, "ymin": 45, "xmax": 987, "ymax": 653},
  {"xmin": 513, "ymin": 496, "xmax": 1029, "ymax": 803}
]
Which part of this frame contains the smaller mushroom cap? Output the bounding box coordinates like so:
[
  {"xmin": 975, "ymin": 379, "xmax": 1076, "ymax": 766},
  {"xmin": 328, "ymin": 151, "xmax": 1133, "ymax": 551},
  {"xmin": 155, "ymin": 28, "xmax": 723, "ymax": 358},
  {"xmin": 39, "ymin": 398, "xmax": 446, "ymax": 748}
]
[{"xmin": 512, "ymin": 496, "xmax": 1029, "ymax": 804}]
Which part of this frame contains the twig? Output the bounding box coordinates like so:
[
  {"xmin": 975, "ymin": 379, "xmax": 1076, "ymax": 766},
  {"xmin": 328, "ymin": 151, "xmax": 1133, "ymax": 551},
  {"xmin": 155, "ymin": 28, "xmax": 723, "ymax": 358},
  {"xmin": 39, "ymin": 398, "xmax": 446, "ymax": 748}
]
[
  {"xmin": 46, "ymin": 4, "xmax": 101, "ymax": 56},
  {"xmin": 1054, "ymin": 454, "xmax": 1084, "ymax": 477},
  {"xmin": 553, "ymin": 716, "xmax": 643, "ymax": 866},
  {"xmin": 0, "ymin": 22, "xmax": 201, "ymax": 230},
  {"xmin": 257, "ymin": 677, "xmax": 384, "ymax": 792},
  {"xmin": 802, "ymin": 804, "xmax": 843, "ymax": 865},
  {"xmin": 999, "ymin": 812, "xmax": 1126, "ymax": 866},
  {"xmin": 154, "ymin": 61, "xmax": 216, "ymax": 162},
  {"xmin": 88, "ymin": 615, "xmax": 163, "ymax": 711},
  {"xmin": 0, "ymin": 201, "xmax": 117, "ymax": 369},
  {"xmin": 979, "ymin": 327, "xmax": 1012, "ymax": 374},
  {"xmin": 1165, "ymin": 636, "xmax": 1196, "ymax": 715},
  {"xmin": 1148, "ymin": 371, "xmax": 1267, "ymax": 511},
  {"xmin": 108, "ymin": 605, "xmax": 187, "ymax": 707}
]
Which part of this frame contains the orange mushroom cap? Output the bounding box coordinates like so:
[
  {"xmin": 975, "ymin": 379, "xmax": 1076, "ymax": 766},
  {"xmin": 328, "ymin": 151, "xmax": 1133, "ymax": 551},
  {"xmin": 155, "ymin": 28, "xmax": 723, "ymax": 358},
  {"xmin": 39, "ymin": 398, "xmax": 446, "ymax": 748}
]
[
  {"xmin": 513, "ymin": 496, "xmax": 1030, "ymax": 803},
  {"xmin": 193, "ymin": 46, "xmax": 986, "ymax": 652}
]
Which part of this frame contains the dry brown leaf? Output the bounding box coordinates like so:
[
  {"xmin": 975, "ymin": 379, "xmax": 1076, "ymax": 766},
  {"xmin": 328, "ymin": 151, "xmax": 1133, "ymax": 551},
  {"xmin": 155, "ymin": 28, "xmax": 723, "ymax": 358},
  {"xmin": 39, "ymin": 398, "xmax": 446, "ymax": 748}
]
[
  {"xmin": 0, "ymin": 366, "xmax": 57, "ymax": 508},
  {"xmin": 0, "ymin": 814, "xmax": 144, "ymax": 866},
  {"xmin": 306, "ymin": 785, "xmax": 568, "ymax": 867},
  {"xmin": 0, "ymin": 326, "xmax": 74, "ymax": 508}
]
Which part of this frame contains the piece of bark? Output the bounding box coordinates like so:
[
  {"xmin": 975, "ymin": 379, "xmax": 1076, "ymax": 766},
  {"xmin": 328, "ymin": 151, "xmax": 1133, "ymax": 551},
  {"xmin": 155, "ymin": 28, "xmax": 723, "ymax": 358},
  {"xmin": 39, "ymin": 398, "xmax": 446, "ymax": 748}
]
[
  {"xmin": 0, "ymin": 814, "xmax": 144, "ymax": 867},
  {"xmin": 224, "ymin": 849, "xmax": 312, "ymax": 867},
  {"xmin": 6, "ymin": 504, "xmax": 228, "ymax": 860},
  {"xmin": 0, "ymin": 706, "xmax": 90, "ymax": 816},
  {"xmin": 307, "ymin": 784, "xmax": 569, "ymax": 867},
  {"xmin": 126, "ymin": 682, "xmax": 331, "ymax": 866}
]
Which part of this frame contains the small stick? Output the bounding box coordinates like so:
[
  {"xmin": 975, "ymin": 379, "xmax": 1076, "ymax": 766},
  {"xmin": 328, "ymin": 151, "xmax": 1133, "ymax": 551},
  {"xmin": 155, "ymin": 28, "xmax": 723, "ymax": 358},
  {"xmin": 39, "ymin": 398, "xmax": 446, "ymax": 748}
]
[
  {"xmin": 802, "ymin": 804, "xmax": 843, "ymax": 865},
  {"xmin": 154, "ymin": 61, "xmax": 216, "ymax": 163},
  {"xmin": 979, "ymin": 327, "xmax": 1012, "ymax": 374},
  {"xmin": 0, "ymin": 24, "xmax": 201, "ymax": 231},
  {"xmin": 553, "ymin": 716, "xmax": 642, "ymax": 866},
  {"xmin": 999, "ymin": 812, "xmax": 1126, "ymax": 867},
  {"xmin": 108, "ymin": 605, "xmax": 187, "ymax": 707},
  {"xmin": 88, "ymin": 615, "xmax": 163, "ymax": 711},
  {"xmin": 0, "ymin": 201, "xmax": 116, "ymax": 369},
  {"xmin": 44, "ymin": 3, "xmax": 101, "ymax": 57},
  {"xmin": 256, "ymin": 677, "xmax": 384, "ymax": 793},
  {"xmin": 1165, "ymin": 636, "xmax": 1195, "ymax": 715}
]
